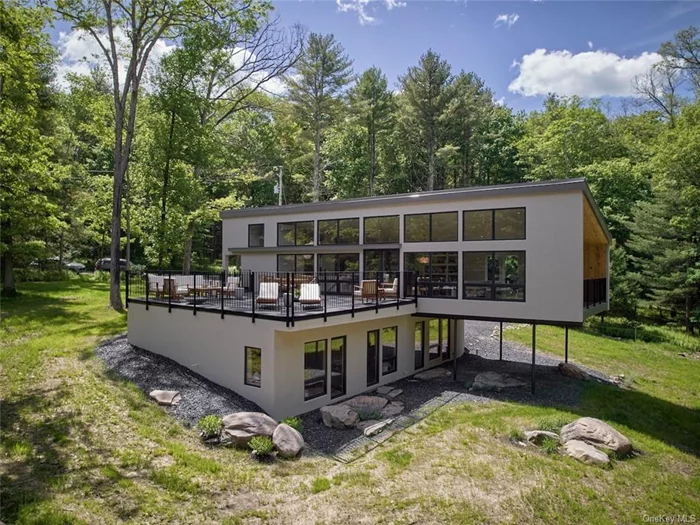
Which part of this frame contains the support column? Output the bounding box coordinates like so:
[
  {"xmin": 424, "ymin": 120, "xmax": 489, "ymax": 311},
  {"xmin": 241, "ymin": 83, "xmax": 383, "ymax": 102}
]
[
  {"xmin": 565, "ymin": 326, "xmax": 569, "ymax": 363},
  {"xmin": 452, "ymin": 320, "xmax": 458, "ymax": 380},
  {"xmin": 531, "ymin": 324, "xmax": 536, "ymax": 395},
  {"xmin": 499, "ymin": 321, "xmax": 503, "ymax": 361}
]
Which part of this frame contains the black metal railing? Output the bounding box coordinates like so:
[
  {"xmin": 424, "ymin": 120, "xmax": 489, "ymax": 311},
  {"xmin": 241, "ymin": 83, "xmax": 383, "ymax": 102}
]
[
  {"xmin": 403, "ymin": 277, "xmax": 459, "ymax": 299},
  {"xmin": 126, "ymin": 270, "xmax": 418, "ymax": 325},
  {"xmin": 584, "ymin": 277, "xmax": 607, "ymax": 308}
]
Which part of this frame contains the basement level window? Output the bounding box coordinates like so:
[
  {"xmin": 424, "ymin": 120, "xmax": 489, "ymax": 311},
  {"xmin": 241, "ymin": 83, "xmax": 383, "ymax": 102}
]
[{"xmin": 245, "ymin": 346, "xmax": 261, "ymax": 387}]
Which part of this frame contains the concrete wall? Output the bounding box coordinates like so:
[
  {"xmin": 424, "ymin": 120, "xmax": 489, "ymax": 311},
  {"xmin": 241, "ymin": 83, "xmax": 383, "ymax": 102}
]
[
  {"xmin": 223, "ymin": 189, "xmax": 585, "ymax": 324},
  {"xmin": 272, "ymin": 317, "xmax": 464, "ymax": 418},
  {"xmin": 127, "ymin": 303, "xmax": 277, "ymax": 412}
]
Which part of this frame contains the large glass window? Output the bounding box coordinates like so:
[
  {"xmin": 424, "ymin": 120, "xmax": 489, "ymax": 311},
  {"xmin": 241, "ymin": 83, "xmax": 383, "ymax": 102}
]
[
  {"xmin": 441, "ymin": 319, "xmax": 450, "ymax": 360},
  {"xmin": 463, "ymin": 208, "xmax": 525, "ymax": 241},
  {"xmin": 463, "ymin": 251, "xmax": 525, "ymax": 301},
  {"xmin": 404, "ymin": 212, "xmax": 458, "ymax": 242},
  {"xmin": 318, "ymin": 254, "xmax": 359, "ymax": 295},
  {"xmin": 404, "ymin": 252, "xmax": 458, "ymax": 298},
  {"xmin": 330, "ymin": 336, "xmax": 346, "ymax": 399},
  {"xmin": 278, "ymin": 221, "xmax": 314, "ymax": 246},
  {"xmin": 382, "ymin": 326, "xmax": 398, "ymax": 375},
  {"xmin": 367, "ymin": 330, "xmax": 380, "ymax": 386},
  {"xmin": 304, "ymin": 339, "xmax": 327, "ymax": 400},
  {"xmin": 245, "ymin": 346, "xmax": 261, "ymax": 387},
  {"xmin": 414, "ymin": 321, "xmax": 425, "ymax": 370},
  {"xmin": 248, "ymin": 224, "xmax": 264, "ymax": 247},
  {"xmin": 318, "ymin": 218, "xmax": 360, "ymax": 245},
  {"xmin": 277, "ymin": 254, "xmax": 314, "ymax": 273},
  {"xmin": 428, "ymin": 319, "xmax": 440, "ymax": 360},
  {"xmin": 364, "ymin": 249, "xmax": 399, "ymax": 281},
  {"xmin": 364, "ymin": 215, "xmax": 399, "ymax": 244}
]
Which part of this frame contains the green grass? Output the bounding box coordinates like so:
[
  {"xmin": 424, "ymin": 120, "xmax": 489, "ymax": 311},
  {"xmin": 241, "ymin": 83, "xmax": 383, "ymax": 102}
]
[{"xmin": 2, "ymin": 280, "xmax": 700, "ymax": 524}]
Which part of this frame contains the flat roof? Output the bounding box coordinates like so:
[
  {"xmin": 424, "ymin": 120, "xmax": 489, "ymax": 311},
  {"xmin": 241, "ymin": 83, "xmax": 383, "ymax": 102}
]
[{"xmin": 220, "ymin": 178, "xmax": 611, "ymax": 241}]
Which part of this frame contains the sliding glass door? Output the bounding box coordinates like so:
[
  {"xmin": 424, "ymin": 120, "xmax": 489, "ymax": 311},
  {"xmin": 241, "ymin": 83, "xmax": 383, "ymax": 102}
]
[
  {"xmin": 367, "ymin": 330, "xmax": 380, "ymax": 386},
  {"xmin": 330, "ymin": 336, "xmax": 346, "ymax": 399}
]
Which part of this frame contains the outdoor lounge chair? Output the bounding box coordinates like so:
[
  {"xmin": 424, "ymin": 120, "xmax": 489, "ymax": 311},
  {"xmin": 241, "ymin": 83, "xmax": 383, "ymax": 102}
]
[
  {"xmin": 162, "ymin": 278, "xmax": 187, "ymax": 300},
  {"xmin": 354, "ymin": 280, "xmax": 381, "ymax": 304},
  {"xmin": 381, "ymin": 278, "xmax": 398, "ymax": 299},
  {"xmin": 299, "ymin": 283, "xmax": 322, "ymax": 309},
  {"xmin": 256, "ymin": 282, "xmax": 279, "ymax": 308},
  {"xmin": 224, "ymin": 276, "xmax": 240, "ymax": 297}
]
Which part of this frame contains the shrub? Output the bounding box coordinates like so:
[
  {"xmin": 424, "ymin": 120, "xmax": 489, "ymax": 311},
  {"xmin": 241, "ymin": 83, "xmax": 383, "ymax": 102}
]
[
  {"xmin": 540, "ymin": 436, "xmax": 560, "ymax": 455},
  {"xmin": 535, "ymin": 416, "xmax": 570, "ymax": 434},
  {"xmin": 356, "ymin": 410, "xmax": 383, "ymax": 421},
  {"xmin": 248, "ymin": 436, "xmax": 275, "ymax": 456},
  {"xmin": 508, "ymin": 428, "xmax": 525, "ymax": 442},
  {"xmin": 197, "ymin": 415, "xmax": 223, "ymax": 440},
  {"xmin": 281, "ymin": 416, "xmax": 303, "ymax": 433}
]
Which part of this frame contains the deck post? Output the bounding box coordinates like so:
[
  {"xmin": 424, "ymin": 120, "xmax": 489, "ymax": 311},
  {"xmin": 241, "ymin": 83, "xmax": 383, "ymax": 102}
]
[
  {"xmin": 323, "ymin": 270, "xmax": 328, "ymax": 322},
  {"xmin": 499, "ymin": 321, "xmax": 503, "ymax": 361},
  {"xmin": 351, "ymin": 272, "xmax": 355, "ymax": 318},
  {"xmin": 290, "ymin": 272, "xmax": 295, "ymax": 327},
  {"xmin": 251, "ymin": 271, "xmax": 255, "ymax": 323},
  {"xmin": 375, "ymin": 271, "xmax": 379, "ymax": 314},
  {"xmin": 396, "ymin": 271, "xmax": 400, "ymax": 310},
  {"xmin": 452, "ymin": 320, "xmax": 458, "ymax": 380},
  {"xmin": 193, "ymin": 273, "xmax": 197, "ymax": 316},
  {"xmin": 531, "ymin": 324, "xmax": 536, "ymax": 395},
  {"xmin": 285, "ymin": 272, "xmax": 290, "ymax": 327},
  {"xmin": 125, "ymin": 270, "xmax": 130, "ymax": 307},
  {"xmin": 565, "ymin": 326, "xmax": 569, "ymax": 363},
  {"xmin": 220, "ymin": 272, "xmax": 225, "ymax": 320},
  {"xmin": 168, "ymin": 270, "xmax": 171, "ymax": 313},
  {"xmin": 414, "ymin": 272, "xmax": 418, "ymax": 305},
  {"xmin": 145, "ymin": 272, "xmax": 149, "ymax": 311}
]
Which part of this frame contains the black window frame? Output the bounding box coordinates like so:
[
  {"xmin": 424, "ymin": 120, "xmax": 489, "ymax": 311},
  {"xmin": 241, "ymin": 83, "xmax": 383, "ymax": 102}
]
[
  {"xmin": 462, "ymin": 250, "xmax": 526, "ymax": 302},
  {"xmin": 381, "ymin": 326, "xmax": 398, "ymax": 376},
  {"xmin": 277, "ymin": 254, "xmax": 315, "ymax": 273},
  {"xmin": 317, "ymin": 217, "xmax": 360, "ymax": 245},
  {"xmin": 248, "ymin": 223, "xmax": 265, "ymax": 247},
  {"xmin": 277, "ymin": 220, "xmax": 315, "ymax": 247},
  {"xmin": 367, "ymin": 329, "xmax": 380, "ymax": 386},
  {"xmin": 404, "ymin": 211, "xmax": 458, "ymax": 243},
  {"xmin": 463, "ymin": 207, "xmax": 526, "ymax": 241},
  {"xmin": 330, "ymin": 336, "xmax": 347, "ymax": 399},
  {"xmin": 244, "ymin": 346, "xmax": 262, "ymax": 388},
  {"xmin": 404, "ymin": 252, "xmax": 459, "ymax": 299},
  {"xmin": 414, "ymin": 321, "xmax": 425, "ymax": 370},
  {"xmin": 304, "ymin": 339, "xmax": 327, "ymax": 401},
  {"xmin": 363, "ymin": 215, "xmax": 400, "ymax": 244}
]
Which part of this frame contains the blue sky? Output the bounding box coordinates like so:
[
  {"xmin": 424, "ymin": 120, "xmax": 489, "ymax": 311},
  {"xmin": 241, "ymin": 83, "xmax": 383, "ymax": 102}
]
[
  {"xmin": 271, "ymin": 0, "xmax": 700, "ymax": 112},
  {"xmin": 50, "ymin": 1, "xmax": 700, "ymax": 113}
]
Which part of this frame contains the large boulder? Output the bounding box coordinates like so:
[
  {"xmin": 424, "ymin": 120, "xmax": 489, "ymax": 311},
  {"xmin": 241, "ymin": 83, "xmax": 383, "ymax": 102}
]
[
  {"xmin": 558, "ymin": 362, "xmax": 591, "ymax": 381},
  {"xmin": 320, "ymin": 405, "xmax": 358, "ymax": 429},
  {"xmin": 560, "ymin": 417, "xmax": 632, "ymax": 456},
  {"xmin": 222, "ymin": 412, "xmax": 277, "ymax": 446},
  {"xmin": 343, "ymin": 395, "xmax": 388, "ymax": 414},
  {"xmin": 470, "ymin": 372, "xmax": 527, "ymax": 392},
  {"xmin": 149, "ymin": 390, "xmax": 181, "ymax": 406},
  {"xmin": 272, "ymin": 423, "xmax": 304, "ymax": 458},
  {"xmin": 524, "ymin": 430, "xmax": 560, "ymax": 445},
  {"xmin": 564, "ymin": 439, "xmax": 610, "ymax": 466}
]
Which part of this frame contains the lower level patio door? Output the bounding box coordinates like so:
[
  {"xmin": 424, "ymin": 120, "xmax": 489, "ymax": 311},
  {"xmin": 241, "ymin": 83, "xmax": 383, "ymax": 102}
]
[{"xmin": 330, "ymin": 336, "xmax": 346, "ymax": 399}]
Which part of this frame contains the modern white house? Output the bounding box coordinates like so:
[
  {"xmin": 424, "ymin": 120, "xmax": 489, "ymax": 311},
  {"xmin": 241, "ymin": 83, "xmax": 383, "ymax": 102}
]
[{"xmin": 126, "ymin": 178, "xmax": 610, "ymax": 419}]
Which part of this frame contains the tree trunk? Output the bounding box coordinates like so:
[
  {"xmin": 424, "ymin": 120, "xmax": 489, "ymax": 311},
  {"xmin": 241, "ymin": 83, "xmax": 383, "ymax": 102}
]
[
  {"xmin": 313, "ymin": 126, "xmax": 321, "ymax": 202},
  {"xmin": 109, "ymin": 158, "xmax": 125, "ymax": 310},
  {"xmin": 1, "ymin": 232, "xmax": 16, "ymax": 297},
  {"xmin": 159, "ymin": 108, "xmax": 176, "ymax": 268},
  {"xmin": 369, "ymin": 121, "xmax": 375, "ymax": 196},
  {"xmin": 182, "ymin": 220, "xmax": 195, "ymax": 274},
  {"xmin": 427, "ymin": 133, "xmax": 435, "ymax": 191}
]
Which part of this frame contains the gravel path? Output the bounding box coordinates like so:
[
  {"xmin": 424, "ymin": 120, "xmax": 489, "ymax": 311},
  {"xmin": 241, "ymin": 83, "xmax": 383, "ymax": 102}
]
[{"xmin": 96, "ymin": 323, "xmax": 611, "ymax": 456}]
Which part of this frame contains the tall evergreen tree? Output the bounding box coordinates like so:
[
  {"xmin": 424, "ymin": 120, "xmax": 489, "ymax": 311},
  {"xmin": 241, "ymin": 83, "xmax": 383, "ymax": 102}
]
[
  {"xmin": 399, "ymin": 50, "xmax": 452, "ymax": 191},
  {"xmin": 286, "ymin": 33, "xmax": 354, "ymax": 201},
  {"xmin": 348, "ymin": 67, "xmax": 394, "ymax": 195}
]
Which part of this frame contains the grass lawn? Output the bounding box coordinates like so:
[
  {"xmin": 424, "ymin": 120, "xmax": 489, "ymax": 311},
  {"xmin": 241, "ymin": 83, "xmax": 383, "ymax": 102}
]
[{"xmin": 2, "ymin": 280, "xmax": 700, "ymax": 524}]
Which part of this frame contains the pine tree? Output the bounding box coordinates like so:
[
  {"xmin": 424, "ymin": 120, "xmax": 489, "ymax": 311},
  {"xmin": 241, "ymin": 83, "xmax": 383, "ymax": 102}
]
[{"xmin": 286, "ymin": 33, "xmax": 354, "ymax": 201}]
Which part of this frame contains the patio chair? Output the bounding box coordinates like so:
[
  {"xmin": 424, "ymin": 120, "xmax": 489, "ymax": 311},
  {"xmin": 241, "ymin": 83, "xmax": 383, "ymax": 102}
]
[
  {"xmin": 256, "ymin": 282, "xmax": 279, "ymax": 308},
  {"xmin": 299, "ymin": 283, "xmax": 322, "ymax": 309},
  {"xmin": 224, "ymin": 276, "xmax": 240, "ymax": 297},
  {"xmin": 381, "ymin": 278, "xmax": 398, "ymax": 299},
  {"xmin": 354, "ymin": 280, "xmax": 380, "ymax": 304},
  {"xmin": 162, "ymin": 278, "xmax": 187, "ymax": 300}
]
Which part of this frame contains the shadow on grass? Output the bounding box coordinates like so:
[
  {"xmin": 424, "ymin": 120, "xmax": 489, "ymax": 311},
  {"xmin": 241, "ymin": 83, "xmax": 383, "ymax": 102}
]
[{"xmin": 458, "ymin": 355, "xmax": 700, "ymax": 457}]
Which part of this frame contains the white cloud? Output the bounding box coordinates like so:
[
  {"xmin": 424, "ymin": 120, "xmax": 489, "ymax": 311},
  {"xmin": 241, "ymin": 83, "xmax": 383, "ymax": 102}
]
[
  {"xmin": 336, "ymin": 0, "xmax": 406, "ymax": 25},
  {"xmin": 508, "ymin": 48, "xmax": 662, "ymax": 97},
  {"xmin": 510, "ymin": 59, "xmax": 519, "ymax": 70},
  {"xmin": 495, "ymin": 96, "xmax": 506, "ymax": 106},
  {"xmin": 588, "ymin": 41, "xmax": 593, "ymax": 49},
  {"xmin": 494, "ymin": 13, "xmax": 519, "ymax": 29}
]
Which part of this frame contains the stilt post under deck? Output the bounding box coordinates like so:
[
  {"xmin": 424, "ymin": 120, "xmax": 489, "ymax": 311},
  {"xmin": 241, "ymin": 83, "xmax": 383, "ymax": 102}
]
[
  {"xmin": 452, "ymin": 320, "xmax": 458, "ymax": 381},
  {"xmin": 531, "ymin": 324, "xmax": 536, "ymax": 395},
  {"xmin": 499, "ymin": 321, "xmax": 503, "ymax": 361},
  {"xmin": 565, "ymin": 326, "xmax": 569, "ymax": 363}
]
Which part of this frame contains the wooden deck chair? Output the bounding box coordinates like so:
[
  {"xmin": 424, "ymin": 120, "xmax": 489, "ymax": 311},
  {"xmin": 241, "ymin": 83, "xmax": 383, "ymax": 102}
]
[
  {"xmin": 299, "ymin": 283, "xmax": 321, "ymax": 308},
  {"xmin": 382, "ymin": 278, "xmax": 398, "ymax": 299},
  {"xmin": 256, "ymin": 282, "xmax": 279, "ymax": 307},
  {"xmin": 354, "ymin": 280, "xmax": 379, "ymax": 303},
  {"xmin": 162, "ymin": 278, "xmax": 184, "ymax": 300}
]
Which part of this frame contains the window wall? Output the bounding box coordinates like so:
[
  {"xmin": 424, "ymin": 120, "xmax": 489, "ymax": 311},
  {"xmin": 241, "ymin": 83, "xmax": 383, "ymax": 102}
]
[
  {"xmin": 404, "ymin": 252, "xmax": 458, "ymax": 298},
  {"xmin": 317, "ymin": 253, "xmax": 359, "ymax": 295},
  {"xmin": 367, "ymin": 330, "xmax": 380, "ymax": 386},
  {"xmin": 318, "ymin": 218, "xmax": 360, "ymax": 245},
  {"xmin": 277, "ymin": 254, "xmax": 315, "ymax": 273},
  {"xmin": 330, "ymin": 336, "xmax": 346, "ymax": 399},
  {"xmin": 404, "ymin": 212, "xmax": 458, "ymax": 242},
  {"xmin": 428, "ymin": 318, "xmax": 449, "ymax": 360},
  {"xmin": 245, "ymin": 346, "xmax": 261, "ymax": 387},
  {"xmin": 278, "ymin": 221, "xmax": 314, "ymax": 246},
  {"xmin": 248, "ymin": 224, "xmax": 264, "ymax": 247},
  {"xmin": 414, "ymin": 321, "xmax": 425, "ymax": 370},
  {"xmin": 463, "ymin": 251, "xmax": 526, "ymax": 301},
  {"xmin": 463, "ymin": 208, "xmax": 525, "ymax": 241},
  {"xmin": 364, "ymin": 215, "xmax": 399, "ymax": 244},
  {"xmin": 304, "ymin": 339, "xmax": 327, "ymax": 400},
  {"xmin": 382, "ymin": 326, "xmax": 398, "ymax": 375}
]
